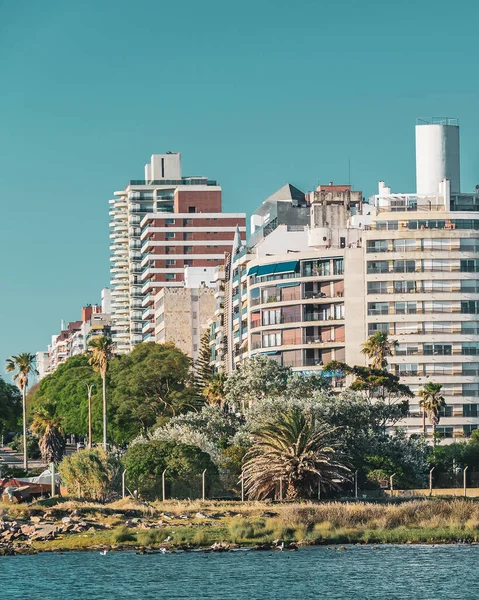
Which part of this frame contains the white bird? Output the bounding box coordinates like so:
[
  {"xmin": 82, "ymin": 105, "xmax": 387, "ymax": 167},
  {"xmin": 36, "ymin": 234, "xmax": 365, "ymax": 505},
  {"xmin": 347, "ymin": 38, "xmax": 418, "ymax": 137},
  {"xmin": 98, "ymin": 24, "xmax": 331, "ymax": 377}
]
[
  {"xmin": 99, "ymin": 550, "xmax": 108, "ymax": 556},
  {"xmin": 165, "ymin": 536, "xmax": 172, "ymax": 542}
]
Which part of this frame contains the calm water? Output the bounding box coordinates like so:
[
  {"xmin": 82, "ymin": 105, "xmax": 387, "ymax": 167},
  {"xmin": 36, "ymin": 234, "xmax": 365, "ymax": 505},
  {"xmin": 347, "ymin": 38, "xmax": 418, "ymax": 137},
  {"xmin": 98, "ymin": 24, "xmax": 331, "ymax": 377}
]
[{"xmin": 1, "ymin": 545, "xmax": 477, "ymax": 599}]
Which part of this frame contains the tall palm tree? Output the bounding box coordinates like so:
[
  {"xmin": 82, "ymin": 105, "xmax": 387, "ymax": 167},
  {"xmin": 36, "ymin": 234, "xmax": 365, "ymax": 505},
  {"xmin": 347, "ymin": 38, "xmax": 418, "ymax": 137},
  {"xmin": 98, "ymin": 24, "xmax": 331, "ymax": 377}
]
[
  {"xmin": 31, "ymin": 404, "xmax": 66, "ymax": 464},
  {"xmin": 88, "ymin": 337, "xmax": 113, "ymax": 450},
  {"xmin": 5, "ymin": 353, "xmax": 37, "ymax": 471},
  {"xmin": 418, "ymin": 382, "xmax": 446, "ymax": 439},
  {"xmin": 361, "ymin": 332, "xmax": 397, "ymax": 370},
  {"xmin": 203, "ymin": 372, "xmax": 227, "ymax": 410},
  {"xmin": 242, "ymin": 407, "xmax": 349, "ymax": 500}
]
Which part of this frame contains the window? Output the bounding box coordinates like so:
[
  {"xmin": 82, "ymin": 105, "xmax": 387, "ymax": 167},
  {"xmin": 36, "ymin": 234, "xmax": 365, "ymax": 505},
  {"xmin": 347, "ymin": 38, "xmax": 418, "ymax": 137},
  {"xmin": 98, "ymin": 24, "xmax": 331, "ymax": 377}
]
[
  {"xmin": 367, "ymin": 281, "xmax": 389, "ymax": 294},
  {"xmin": 165, "ymin": 218, "xmax": 175, "ymax": 225},
  {"xmin": 333, "ymin": 259, "xmax": 344, "ymax": 275},
  {"xmin": 183, "ymin": 219, "xmax": 193, "ymax": 226},
  {"xmin": 184, "ymin": 259, "xmax": 193, "ymax": 266},
  {"xmin": 393, "ymin": 280, "xmax": 417, "ymax": 294},
  {"xmin": 393, "ymin": 239, "xmax": 417, "ymax": 252},
  {"xmin": 423, "ymin": 238, "xmax": 453, "ymax": 251},
  {"xmin": 462, "ymin": 322, "xmax": 479, "ymax": 335},
  {"xmin": 461, "ymin": 280, "xmax": 479, "ymax": 293},
  {"xmin": 393, "ymin": 260, "xmax": 415, "ymax": 273},
  {"xmin": 165, "ymin": 232, "xmax": 175, "ymax": 239},
  {"xmin": 192, "ymin": 312, "xmax": 197, "ymax": 319},
  {"xmin": 396, "ymin": 363, "xmax": 419, "ymax": 376},
  {"xmin": 368, "ymin": 323, "xmax": 389, "ymax": 335},
  {"xmin": 192, "ymin": 328, "xmax": 198, "ymax": 336},
  {"xmin": 366, "ymin": 240, "xmax": 389, "ymax": 253},
  {"xmin": 464, "ymin": 425, "xmax": 478, "ymax": 437},
  {"xmin": 436, "ymin": 427, "xmax": 453, "ymax": 438},
  {"xmin": 464, "ymin": 404, "xmax": 479, "ymax": 417},
  {"xmin": 395, "ymin": 344, "xmax": 418, "ymax": 356},
  {"xmin": 184, "ymin": 232, "xmax": 193, "ymax": 240},
  {"xmin": 263, "ymin": 309, "xmax": 281, "ymax": 326},
  {"xmin": 439, "ymin": 405, "xmax": 452, "ymax": 418},
  {"xmin": 423, "ymin": 344, "xmax": 452, "ymax": 356},
  {"xmin": 395, "ymin": 301, "xmax": 417, "ymax": 314},
  {"xmin": 463, "ymin": 363, "xmax": 479, "ymax": 376},
  {"xmin": 165, "ymin": 259, "xmax": 176, "ymax": 266},
  {"xmin": 463, "ymin": 384, "xmax": 479, "ymax": 397},
  {"xmin": 302, "ymin": 259, "xmax": 330, "ymax": 277},
  {"xmin": 263, "ymin": 332, "xmax": 281, "ymax": 347},
  {"xmin": 165, "ymin": 273, "xmax": 176, "ymax": 280},
  {"xmin": 188, "ymin": 206, "xmax": 196, "ymax": 213},
  {"xmin": 184, "ymin": 246, "xmax": 193, "ymax": 253},
  {"xmin": 460, "ymin": 238, "xmax": 479, "ymax": 252},
  {"xmin": 368, "ymin": 302, "xmax": 389, "ymax": 315},
  {"xmin": 462, "ymin": 343, "xmax": 479, "ymax": 355},
  {"xmin": 461, "ymin": 260, "xmax": 479, "ymax": 272},
  {"xmin": 461, "ymin": 301, "xmax": 479, "ymax": 314},
  {"xmin": 367, "ymin": 261, "xmax": 389, "ymax": 274},
  {"xmin": 165, "ymin": 247, "xmax": 173, "ymax": 254},
  {"xmin": 193, "ymin": 344, "xmax": 198, "ymax": 352}
]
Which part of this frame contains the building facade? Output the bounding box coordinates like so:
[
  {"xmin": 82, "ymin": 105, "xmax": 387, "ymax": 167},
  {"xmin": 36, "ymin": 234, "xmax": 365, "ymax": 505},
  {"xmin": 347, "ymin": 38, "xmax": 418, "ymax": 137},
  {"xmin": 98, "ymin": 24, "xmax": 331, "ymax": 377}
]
[{"xmin": 109, "ymin": 152, "xmax": 246, "ymax": 352}]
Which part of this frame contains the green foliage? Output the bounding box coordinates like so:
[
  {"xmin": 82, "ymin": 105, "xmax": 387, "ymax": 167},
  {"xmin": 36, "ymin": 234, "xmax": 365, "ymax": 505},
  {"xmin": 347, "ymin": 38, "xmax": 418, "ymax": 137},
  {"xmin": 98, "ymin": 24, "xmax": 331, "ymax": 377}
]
[
  {"xmin": 195, "ymin": 328, "xmax": 213, "ymax": 390},
  {"xmin": 361, "ymin": 332, "xmax": 397, "ymax": 370},
  {"xmin": 112, "ymin": 526, "xmax": 137, "ymax": 543},
  {"xmin": 419, "ymin": 382, "xmax": 446, "ymax": 434},
  {"xmin": 10, "ymin": 433, "xmax": 41, "ymax": 459},
  {"xmin": 0, "ymin": 376, "xmax": 21, "ymax": 435},
  {"xmin": 59, "ymin": 447, "xmax": 121, "ymax": 501},
  {"xmin": 243, "ymin": 406, "xmax": 349, "ymax": 500},
  {"xmin": 225, "ymin": 356, "xmax": 329, "ymax": 411},
  {"xmin": 124, "ymin": 439, "xmax": 219, "ymax": 500},
  {"xmin": 30, "ymin": 403, "xmax": 66, "ymax": 464},
  {"xmin": 109, "ymin": 342, "xmax": 202, "ymax": 442}
]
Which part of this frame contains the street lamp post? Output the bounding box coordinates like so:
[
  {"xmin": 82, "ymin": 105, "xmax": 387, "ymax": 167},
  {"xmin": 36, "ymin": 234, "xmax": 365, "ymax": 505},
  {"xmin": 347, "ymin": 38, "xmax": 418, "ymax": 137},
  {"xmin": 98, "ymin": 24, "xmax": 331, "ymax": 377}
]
[{"xmin": 83, "ymin": 383, "xmax": 95, "ymax": 449}]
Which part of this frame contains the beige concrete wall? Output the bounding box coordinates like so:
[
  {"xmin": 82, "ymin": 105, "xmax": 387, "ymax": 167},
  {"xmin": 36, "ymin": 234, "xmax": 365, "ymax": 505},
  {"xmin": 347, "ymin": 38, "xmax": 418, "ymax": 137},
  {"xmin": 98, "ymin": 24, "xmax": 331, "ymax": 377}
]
[
  {"xmin": 344, "ymin": 246, "xmax": 367, "ymax": 366},
  {"xmin": 387, "ymin": 488, "xmax": 479, "ymax": 498}
]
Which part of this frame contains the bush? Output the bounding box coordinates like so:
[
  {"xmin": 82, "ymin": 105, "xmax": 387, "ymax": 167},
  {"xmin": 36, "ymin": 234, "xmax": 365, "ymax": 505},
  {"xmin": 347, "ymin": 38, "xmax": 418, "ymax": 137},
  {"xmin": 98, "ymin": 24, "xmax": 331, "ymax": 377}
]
[
  {"xmin": 124, "ymin": 440, "xmax": 219, "ymax": 500},
  {"xmin": 59, "ymin": 448, "xmax": 121, "ymax": 501},
  {"xmin": 10, "ymin": 433, "xmax": 41, "ymax": 459},
  {"xmin": 112, "ymin": 526, "xmax": 137, "ymax": 543}
]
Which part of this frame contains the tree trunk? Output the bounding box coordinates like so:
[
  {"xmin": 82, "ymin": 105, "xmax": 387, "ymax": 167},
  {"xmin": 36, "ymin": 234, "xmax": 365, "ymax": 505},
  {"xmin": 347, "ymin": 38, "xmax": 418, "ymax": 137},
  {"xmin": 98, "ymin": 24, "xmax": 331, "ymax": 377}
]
[
  {"xmin": 422, "ymin": 408, "xmax": 426, "ymax": 434},
  {"xmin": 102, "ymin": 374, "xmax": 107, "ymax": 451},
  {"xmin": 22, "ymin": 386, "xmax": 28, "ymax": 472},
  {"xmin": 285, "ymin": 480, "xmax": 300, "ymax": 500},
  {"xmin": 88, "ymin": 390, "xmax": 92, "ymax": 449}
]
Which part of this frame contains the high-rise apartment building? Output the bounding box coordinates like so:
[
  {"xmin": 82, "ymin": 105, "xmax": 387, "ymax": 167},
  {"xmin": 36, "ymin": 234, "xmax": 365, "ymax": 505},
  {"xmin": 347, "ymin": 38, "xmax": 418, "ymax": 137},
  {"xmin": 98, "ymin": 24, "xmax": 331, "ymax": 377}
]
[
  {"xmin": 211, "ymin": 119, "xmax": 479, "ymax": 440},
  {"xmin": 109, "ymin": 152, "xmax": 246, "ymax": 353}
]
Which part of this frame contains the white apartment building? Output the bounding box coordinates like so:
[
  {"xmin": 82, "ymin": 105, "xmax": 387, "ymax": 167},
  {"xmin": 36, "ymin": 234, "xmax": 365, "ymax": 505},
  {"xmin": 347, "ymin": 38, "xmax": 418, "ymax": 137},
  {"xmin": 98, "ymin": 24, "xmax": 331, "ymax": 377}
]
[{"xmin": 109, "ymin": 152, "xmax": 245, "ymax": 353}]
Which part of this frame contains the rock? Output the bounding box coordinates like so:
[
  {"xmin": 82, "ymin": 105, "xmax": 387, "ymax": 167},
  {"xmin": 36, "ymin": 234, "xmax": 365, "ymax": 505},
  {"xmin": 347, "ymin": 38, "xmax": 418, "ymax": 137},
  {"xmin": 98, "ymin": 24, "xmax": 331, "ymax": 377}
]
[
  {"xmin": 162, "ymin": 513, "xmax": 172, "ymax": 520},
  {"xmin": 20, "ymin": 525, "xmax": 35, "ymax": 536},
  {"xmin": 62, "ymin": 517, "xmax": 71, "ymax": 525},
  {"xmin": 30, "ymin": 516, "xmax": 42, "ymax": 523},
  {"xmin": 195, "ymin": 512, "xmax": 208, "ymax": 519}
]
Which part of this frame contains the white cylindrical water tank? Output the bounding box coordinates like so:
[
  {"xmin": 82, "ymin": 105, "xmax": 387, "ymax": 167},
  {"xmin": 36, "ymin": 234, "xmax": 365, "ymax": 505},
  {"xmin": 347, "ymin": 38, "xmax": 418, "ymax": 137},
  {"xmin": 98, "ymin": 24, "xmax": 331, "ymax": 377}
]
[{"xmin": 415, "ymin": 119, "xmax": 460, "ymax": 195}]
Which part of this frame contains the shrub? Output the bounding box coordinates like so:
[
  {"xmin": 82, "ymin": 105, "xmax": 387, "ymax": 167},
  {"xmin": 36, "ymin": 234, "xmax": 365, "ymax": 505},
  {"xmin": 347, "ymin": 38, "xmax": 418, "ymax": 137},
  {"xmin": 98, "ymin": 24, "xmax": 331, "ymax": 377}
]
[{"xmin": 58, "ymin": 448, "xmax": 121, "ymax": 501}]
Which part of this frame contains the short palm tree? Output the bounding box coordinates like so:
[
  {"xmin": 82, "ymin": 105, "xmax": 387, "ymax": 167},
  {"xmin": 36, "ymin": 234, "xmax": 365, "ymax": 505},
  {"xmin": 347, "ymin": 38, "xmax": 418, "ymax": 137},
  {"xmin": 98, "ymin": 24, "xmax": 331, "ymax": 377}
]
[
  {"xmin": 242, "ymin": 408, "xmax": 349, "ymax": 500},
  {"xmin": 5, "ymin": 353, "xmax": 37, "ymax": 470},
  {"xmin": 418, "ymin": 382, "xmax": 446, "ymax": 439},
  {"xmin": 31, "ymin": 404, "xmax": 65, "ymax": 464},
  {"xmin": 203, "ymin": 372, "xmax": 227, "ymax": 410},
  {"xmin": 88, "ymin": 337, "xmax": 113, "ymax": 450},
  {"xmin": 361, "ymin": 332, "xmax": 397, "ymax": 370}
]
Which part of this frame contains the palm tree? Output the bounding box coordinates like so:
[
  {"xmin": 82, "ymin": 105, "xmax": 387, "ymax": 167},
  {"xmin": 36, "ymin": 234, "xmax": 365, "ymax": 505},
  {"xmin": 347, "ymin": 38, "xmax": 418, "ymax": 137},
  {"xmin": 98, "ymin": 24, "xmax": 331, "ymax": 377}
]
[
  {"xmin": 5, "ymin": 353, "xmax": 37, "ymax": 470},
  {"xmin": 203, "ymin": 372, "xmax": 227, "ymax": 410},
  {"xmin": 31, "ymin": 404, "xmax": 65, "ymax": 464},
  {"xmin": 418, "ymin": 382, "xmax": 446, "ymax": 439},
  {"xmin": 242, "ymin": 407, "xmax": 349, "ymax": 500},
  {"xmin": 361, "ymin": 332, "xmax": 397, "ymax": 370},
  {"xmin": 88, "ymin": 337, "xmax": 113, "ymax": 450}
]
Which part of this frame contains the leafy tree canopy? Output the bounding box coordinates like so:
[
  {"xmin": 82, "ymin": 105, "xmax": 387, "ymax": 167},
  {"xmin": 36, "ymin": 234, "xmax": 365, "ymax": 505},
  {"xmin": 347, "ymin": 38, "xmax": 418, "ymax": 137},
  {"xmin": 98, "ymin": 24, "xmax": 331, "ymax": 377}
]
[{"xmin": 0, "ymin": 376, "xmax": 21, "ymax": 435}]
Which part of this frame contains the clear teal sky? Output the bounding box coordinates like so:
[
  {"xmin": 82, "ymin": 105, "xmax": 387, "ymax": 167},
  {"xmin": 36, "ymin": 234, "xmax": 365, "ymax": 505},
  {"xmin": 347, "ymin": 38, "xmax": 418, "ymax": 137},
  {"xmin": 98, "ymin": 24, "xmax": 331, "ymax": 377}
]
[{"xmin": 1, "ymin": 0, "xmax": 479, "ymax": 367}]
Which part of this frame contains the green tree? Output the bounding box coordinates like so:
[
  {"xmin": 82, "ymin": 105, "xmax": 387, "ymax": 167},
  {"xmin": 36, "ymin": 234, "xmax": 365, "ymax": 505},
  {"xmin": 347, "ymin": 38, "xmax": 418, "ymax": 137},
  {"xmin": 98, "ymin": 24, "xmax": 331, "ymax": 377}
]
[
  {"xmin": 225, "ymin": 356, "xmax": 292, "ymax": 411},
  {"xmin": 109, "ymin": 342, "xmax": 202, "ymax": 442},
  {"xmin": 5, "ymin": 353, "xmax": 37, "ymax": 470},
  {"xmin": 59, "ymin": 447, "xmax": 121, "ymax": 501},
  {"xmin": 0, "ymin": 376, "xmax": 21, "ymax": 437},
  {"xmin": 30, "ymin": 403, "xmax": 66, "ymax": 464},
  {"xmin": 419, "ymin": 382, "xmax": 446, "ymax": 439},
  {"xmin": 28, "ymin": 355, "xmax": 101, "ymax": 441},
  {"xmin": 88, "ymin": 336, "xmax": 114, "ymax": 450},
  {"xmin": 243, "ymin": 407, "xmax": 349, "ymax": 500},
  {"xmin": 203, "ymin": 372, "xmax": 227, "ymax": 409},
  {"xmin": 195, "ymin": 328, "xmax": 213, "ymax": 390},
  {"xmin": 361, "ymin": 332, "xmax": 397, "ymax": 370},
  {"xmin": 124, "ymin": 440, "xmax": 218, "ymax": 499}
]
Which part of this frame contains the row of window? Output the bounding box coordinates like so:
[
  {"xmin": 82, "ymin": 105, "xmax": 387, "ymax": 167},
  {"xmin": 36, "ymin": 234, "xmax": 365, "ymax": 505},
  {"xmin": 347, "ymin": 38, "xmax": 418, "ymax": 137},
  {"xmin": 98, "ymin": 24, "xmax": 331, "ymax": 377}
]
[
  {"xmin": 434, "ymin": 426, "xmax": 477, "ymax": 438},
  {"xmin": 367, "ymin": 238, "xmax": 479, "ymax": 253},
  {"xmin": 373, "ymin": 220, "xmax": 479, "ymax": 231},
  {"xmin": 368, "ymin": 301, "xmax": 479, "ymax": 315},
  {"xmin": 367, "ymin": 280, "xmax": 479, "ymax": 294},
  {"xmin": 367, "ymin": 259, "xmax": 479, "ymax": 273},
  {"xmin": 252, "ymin": 304, "xmax": 345, "ymax": 327},
  {"xmin": 369, "ymin": 322, "xmax": 479, "ymax": 335},
  {"xmin": 395, "ymin": 363, "xmax": 479, "ymax": 376},
  {"xmin": 395, "ymin": 343, "xmax": 479, "ymax": 356}
]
